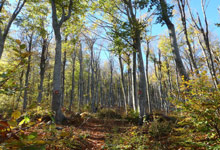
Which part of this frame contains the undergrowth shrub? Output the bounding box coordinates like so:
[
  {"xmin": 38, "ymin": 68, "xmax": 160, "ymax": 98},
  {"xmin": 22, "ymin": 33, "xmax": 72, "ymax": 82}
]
[
  {"xmin": 124, "ymin": 108, "xmax": 139, "ymax": 124},
  {"xmin": 149, "ymin": 119, "xmax": 173, "ymax": 139},
  {"xmin": 172, "ymin": 72, "xmax": 220, "ymax": 149},
  {"xmin": 104, "ymin": 126, "xmax": 149, "ymax": 150},
  {"xmin": 97, "ymin": 108, "xmax": 122, "ymax": 119}
]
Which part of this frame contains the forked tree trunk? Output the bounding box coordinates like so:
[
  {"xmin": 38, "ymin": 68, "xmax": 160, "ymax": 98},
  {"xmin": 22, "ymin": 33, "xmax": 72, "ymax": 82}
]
[{"xmin": 51, "ymin": 0, "xmax": 72, "ymax": 124}]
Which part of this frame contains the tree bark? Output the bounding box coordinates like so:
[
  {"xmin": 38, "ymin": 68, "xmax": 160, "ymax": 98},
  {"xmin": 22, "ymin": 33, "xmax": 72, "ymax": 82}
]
[
  {"xmin": 16, "ymin": 70, "xmax": 24, "ymax": 109},
  {"xmin": 119, "ymin": 54, "xmax": 127, "ymax": 114},
  {"xmin": 132, "ymin": 52, "xmax": 137, "ymax": 112},
  {"xmin": 160, "ymin": 0, "xmax": 189, "ymax": 81},
  {"xmin": 61, "ymin": 50, "xmax": 66, "ymax": 106},
  {"xmin": 23, "ymin": 33, "xmax": 33, "ymax": 111},
  {"xmin": 50, "ymin": 0, "xmax": 72, "ymax": 124},
  {"xmin": 69, "ymin": 50, "xmax": 76, "ymax": 111},
  {"xmin": 37, "ymin": 38, "xmax": 48, "ymax": 103},
  {"xmin": 146, "ymin": 41, "xmax": 151, "ymax": 113},
  {"xmin": 78, "ymin": 42, "xmax": 84, "ymax": 110},
  {"xmin": 177, "ymin": 0, "xmax": 199, "ymax": 75}
]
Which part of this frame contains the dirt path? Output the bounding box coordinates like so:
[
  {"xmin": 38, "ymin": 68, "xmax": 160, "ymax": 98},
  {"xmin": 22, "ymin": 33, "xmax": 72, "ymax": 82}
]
[{"xmin": 78, "ymin": 118, "xmax": 130, "ymax": 150}]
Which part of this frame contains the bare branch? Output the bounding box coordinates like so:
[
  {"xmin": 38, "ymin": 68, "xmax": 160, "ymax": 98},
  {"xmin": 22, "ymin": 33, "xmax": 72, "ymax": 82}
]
[
  {"xmin": 59, "ymin": 0, "xmax": 73, "ymax": 26},
  {"xmin": 3, "ymin": 0, "xmax": 26, "ymax": 39}
]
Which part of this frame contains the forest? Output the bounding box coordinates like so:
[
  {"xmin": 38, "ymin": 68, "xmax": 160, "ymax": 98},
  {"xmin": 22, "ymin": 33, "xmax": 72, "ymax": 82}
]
[{"xmin": 0, "ymin": 0, "xmax": 220, "ymax": 149}]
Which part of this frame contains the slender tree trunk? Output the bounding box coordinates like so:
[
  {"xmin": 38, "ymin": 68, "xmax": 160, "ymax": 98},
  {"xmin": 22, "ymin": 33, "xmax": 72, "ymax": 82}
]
[
  {"xmin": 78, "ymin": 42, "xmax": 83, "ymax": 110},
  {"xmin": 69, "ymin": 50, "xmax": 76, "ymax": 111},
  {"xmin": 37, "ymin": 38, "xmax": 48, "ymax": 103},
  {"xmin": 0, "ymin": 37, "xmax": 5, "ymax": 58},
  {"xmin": 158, "ymin": 49, "xmax": 164, "ymax": 111},
  {"xmin": 198, "ymin": 38, "xmax": 218, "ymax": 89},
  {"xmin": 91, "ymin": 45, "xmax": 95, "ymax": 112},
  {"xmin": 61, "ymin": 50, "xmax": 66, "ymax": 106},
  {"xmin": 108, "ymin": 58, "xmax": 113, "ymax": 107},
  {"xmin": 146, "ymin": 41, "xmax": 151, "ymax": 114},
  {"xmin": 132, "ymin": 52, "xmax": 137, "ymax": 112},
  {"xmin": 23, "ymin": 33, "xmax": 33, "ymax": 111},
  {"xmin": 16, "ymin": 70, "xmax": 24, "ymax": 109},
  {"xmin": 177, "ymin": 0, "xmax": 199, "ymax": 75},
  {"xmin": 165, "ymin": 57, "xmax": 173, "ymax": 91},
  {"xmin": 127, "ymin": 63, "xmax": 132, "ymax": 108},
  {"xmin": 119, "ymin": 54, "xmax": 127, "ymax": 114},
  {"xmin": 95, "ymin": 61, "xmax": 100, "ymax": 107},
  {"xmin": 47, "ymin": 73, "xmax": 51, "ymax": 101},
  {"xmin": 87, "ymin": 63, "xmax": 90, "ymax": 105}
]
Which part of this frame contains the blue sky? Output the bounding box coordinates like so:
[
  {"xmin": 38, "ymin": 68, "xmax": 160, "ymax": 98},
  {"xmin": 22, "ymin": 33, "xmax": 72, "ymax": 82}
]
[
  {"xmin": 6, "ymin": 0, "xmax": 220, "ymax": 66},
  {"xmin": 151, "ymin": 0, "xmax": 220, "ymax": 37}
]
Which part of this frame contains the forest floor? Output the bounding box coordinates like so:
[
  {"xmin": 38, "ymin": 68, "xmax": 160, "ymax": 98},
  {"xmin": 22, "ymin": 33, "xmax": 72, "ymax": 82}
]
[
  {"xmin": 0, "ymin": 115, "xmax": 134, "ymax": 150},
  {"xmin": 69, "ymin": 118, "xmax": 132, "ymax": 150}
]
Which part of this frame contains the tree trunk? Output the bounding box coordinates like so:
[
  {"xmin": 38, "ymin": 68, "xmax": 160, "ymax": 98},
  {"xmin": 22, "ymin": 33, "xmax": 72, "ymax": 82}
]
[
  {"xmin": 37, "ymin": 38, "xmax": 48, "ymax": 103},
  {"xmin": 23, "ymin": 33, "xmax": 33, "ymax": 111},
  {"xmin": 78, "ymin": 42, "xmax": 84, "ymax": 110},
  {"xmin": 16, "ymin": 70, "xmax": 24, "ymax": 109},
  {"xmin": 87, "ymin": 63, "xmax": 90, "ymax": 105},
  {"xmin": 132, "ymin": 52, "xmax": 137, "ymax": 112},
  {"xmin": 160, "ymin": 0, "xmax": 189, "ymax": 81},
  {"xmin": 109, "ymin": 58, "xmax": 113, "ymax": 107},
  {"xmin": 90, "ymin": 45, "xmax": 95, "ymax": 112},
  {"xmin": 146, "ymin": 41, "xmax": 151, "ymax": 113},
  {"xmin": 51, "ymin": 0, "xmax": 72, "ymax": 124},
  {"xmin": 61, "ymin": 50, "xmax": 66, "ymax": 106},
  {"xmin": 0, "ymin": 37, "xmax": 5, "ymax": 58},
  {"xmin": 119, "ymin": 54, "xmax": 127, "ymax": 114},
  {"xmin": 69, "ymin": 50, "xmax": 76, "ymax": 111},
  {"xmin": 127, "ymin": 63, "xmax": 132, "ymax": 108},
  {"xmin": 134, "ymin": 30, "xmax": 147, "ymax": 122},
  {"xmin": 177, "ymin": 0, "xmax": 199, "ymax": 75}
]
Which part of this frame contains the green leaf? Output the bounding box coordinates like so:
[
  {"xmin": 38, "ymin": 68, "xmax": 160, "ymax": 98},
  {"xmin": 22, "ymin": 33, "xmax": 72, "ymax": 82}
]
[
  {"xmin": 20, "ymin": 44, "xmax": 26, "ymax": 49},
  {"xmin": 8, "ymin": 120, "xmax": 17, "ymax": 127},
  {"xmin": 27, "ymin": 132, "xmax": 38, "ymax": 140}
]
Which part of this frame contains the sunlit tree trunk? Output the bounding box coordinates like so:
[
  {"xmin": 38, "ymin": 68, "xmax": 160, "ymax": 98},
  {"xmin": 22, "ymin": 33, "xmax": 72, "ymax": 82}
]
[
  {"xmin": 146, "ymin": 40, "xmax": 151, "ymax": 114},
  {"xmin": 119, "ymin": 54, "xmax": 127, "ymax": 114},
  {"xmin": 50, "ymin": 0, "xmax": 72, "ymax": 124},
  {"xmin": 160, "ymin": 0, "xmax": 189, "ymax": 81},
  {"xmin": 177, "ymin": 0, "xmax": 199, "ymax": 75}
]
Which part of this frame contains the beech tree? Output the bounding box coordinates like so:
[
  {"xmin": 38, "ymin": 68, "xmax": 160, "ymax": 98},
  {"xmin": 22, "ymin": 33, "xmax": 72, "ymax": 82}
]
[{"xmin": 50, "ymin": 0, "xmax": 73, "ymax": 124}]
